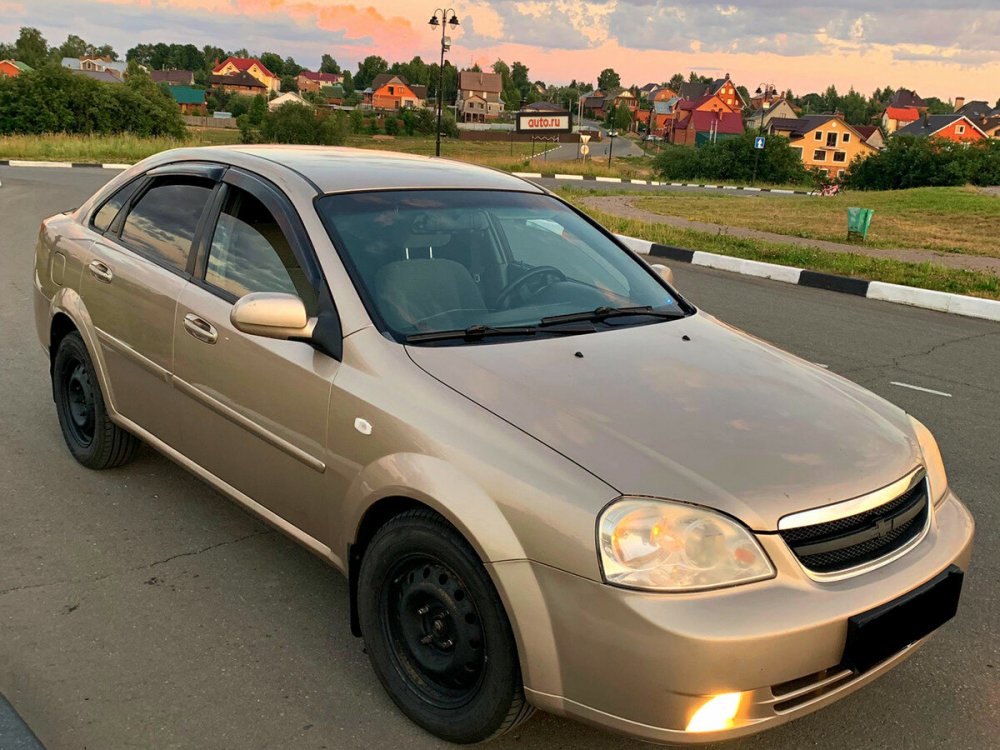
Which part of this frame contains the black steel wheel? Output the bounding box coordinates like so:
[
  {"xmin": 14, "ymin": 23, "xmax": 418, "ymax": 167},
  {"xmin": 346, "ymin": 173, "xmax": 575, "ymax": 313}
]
[
  {"xmin": 358, "ymin": 509, "xmax": 534, "ymax": 743},
  {"xmin": 52, "ymin": 332, "xmax": 139, "ymax": 469}
]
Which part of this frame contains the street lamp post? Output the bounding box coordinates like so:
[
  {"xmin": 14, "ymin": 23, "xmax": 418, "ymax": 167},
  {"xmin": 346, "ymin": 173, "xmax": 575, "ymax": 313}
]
[
  {"xmin": 607, "ymin": 129, "xmax": 617, "ymax": 167},
  {"xmin": 428, "ymin": 9, "xmax": 460, "ymax": 157}
]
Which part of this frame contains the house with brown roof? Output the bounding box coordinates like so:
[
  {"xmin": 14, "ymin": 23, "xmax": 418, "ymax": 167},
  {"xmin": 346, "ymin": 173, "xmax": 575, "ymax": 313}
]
[
  {"xmin": 888, "ymin": 89, "xmax": 928, "ymax": 112},
  {"xmin": 211, "ymin": 57, "xmax": 279, "ymax": 92},
  {"xmin": 677, "ymin": 74, "xmax": 747, "ymax": 110},
  {"xmin": 365, "ymin": 74, "xmax": 427, "ymax": 110},
  {"xmin": 768, "ymin": 114, "xmax": 878, "ymax": 177},
  {"xmin": 746, "ymin": 98, "xmax": 798, "ymax": 132},
  {"xmin": 151, "ymin": 70, "xmax": 195, "ymax": 86},
  {"xmin": 208, "ymin": 71, "xmax": 267, "ymax": 95},
  {"xmin": 853, "ymin": 125, "xmax": 885, "ymax": 150},
  {"xmin": 297, "ymin": 70, "xmax": 342, "ymax": 93},
  {"xmin": 457, "ymin": 70, "xmax": 504, "ymax": 122}
]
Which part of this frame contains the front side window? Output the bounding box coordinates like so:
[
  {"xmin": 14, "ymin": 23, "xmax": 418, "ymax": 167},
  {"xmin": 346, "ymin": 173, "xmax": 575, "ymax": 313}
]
[
  {"xmin": 319, "ymin": 190, "xmax": 685, "ymax": 343},
  {"xmin": 120, "ymin": 178, "xmax": 214, "ymax": 272},
  {"xmin": 204, "ymin": 186, "xmax": 317, "ymax": 313}
]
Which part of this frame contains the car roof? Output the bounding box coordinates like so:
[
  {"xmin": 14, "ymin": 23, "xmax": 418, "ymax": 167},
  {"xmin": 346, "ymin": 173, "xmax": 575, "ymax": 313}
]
[{"xmin": 155, "ymin": 145, "xmax": 545, "ymax": 195}]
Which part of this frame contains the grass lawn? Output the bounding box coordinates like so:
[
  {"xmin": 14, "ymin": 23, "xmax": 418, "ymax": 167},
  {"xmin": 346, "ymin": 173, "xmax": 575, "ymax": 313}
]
[
  {"xmin": 576, "ymin": 200, "xmax": 1000, "ymax": 301},
  {"xmin": 630, "ymin": 187, "xmax": 1000, "ymax": 258}
]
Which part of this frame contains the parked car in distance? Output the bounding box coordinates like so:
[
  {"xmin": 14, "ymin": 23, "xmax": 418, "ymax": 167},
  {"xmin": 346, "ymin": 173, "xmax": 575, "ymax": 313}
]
[{"xmin": 34, "ymin": 146, "xmax": 974, "ymax": 745}]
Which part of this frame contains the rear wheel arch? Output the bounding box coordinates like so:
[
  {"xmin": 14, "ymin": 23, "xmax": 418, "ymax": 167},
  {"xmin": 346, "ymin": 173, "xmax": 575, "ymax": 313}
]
[{"xmin": 49, "ymin": 312, "xmax": 78, "ymax": 376}]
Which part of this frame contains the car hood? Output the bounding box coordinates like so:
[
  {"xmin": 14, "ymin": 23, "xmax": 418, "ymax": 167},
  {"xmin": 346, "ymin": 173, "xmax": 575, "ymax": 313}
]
[{"xmin": 406, "ymin": 312, "xmax": 922, "ymax": 530}]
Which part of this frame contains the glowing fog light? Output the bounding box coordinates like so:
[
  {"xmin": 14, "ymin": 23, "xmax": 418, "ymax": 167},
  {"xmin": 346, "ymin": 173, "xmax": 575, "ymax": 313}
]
[{"xmin": 685, "ymin": 692, "xmax": 742, "ymax": 733}]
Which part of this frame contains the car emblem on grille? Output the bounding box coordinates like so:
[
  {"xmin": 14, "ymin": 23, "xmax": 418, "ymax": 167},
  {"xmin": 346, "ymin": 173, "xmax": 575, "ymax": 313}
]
[{"xmin": 873, "ymin": 516, "xmax": 894, "ymax": 540}]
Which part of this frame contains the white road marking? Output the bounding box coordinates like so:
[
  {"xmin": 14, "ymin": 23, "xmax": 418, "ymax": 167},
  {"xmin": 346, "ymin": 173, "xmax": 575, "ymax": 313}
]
[
  {"xmin": 890, "ymin": 381, "xmax": 952, "ymax": 398},
  {"xmin": 814, "ymin": 363, "xmax": 829, "ymax": 368}
]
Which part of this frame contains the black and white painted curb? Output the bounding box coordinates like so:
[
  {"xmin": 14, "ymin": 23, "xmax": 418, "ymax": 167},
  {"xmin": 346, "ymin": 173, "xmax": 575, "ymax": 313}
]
[
  {"xmin": 0, "ymin": 159, "xmax": 132, "ymax": 170},
  {"xmin": 617, "ymin": 234, "xmax": 1000, "ymax": 323},
  {"xmin": 515, "ymin": 171, "xmax": 816, "ymax": 195}
]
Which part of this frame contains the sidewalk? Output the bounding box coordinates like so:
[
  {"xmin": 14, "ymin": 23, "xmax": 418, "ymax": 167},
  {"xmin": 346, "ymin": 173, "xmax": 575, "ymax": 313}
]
[{"xmin": 581, "ymin": 195, "xmax": 1000, "ymax": 276}]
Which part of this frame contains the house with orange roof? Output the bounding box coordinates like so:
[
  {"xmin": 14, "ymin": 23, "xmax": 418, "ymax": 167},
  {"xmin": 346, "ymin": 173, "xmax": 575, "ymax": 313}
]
[
  {"xmin": 882, "ymin": 106, "xmax": 920, "ymax": 135},
  {"xmin": 365, "ymin": 73, "xmax": 427, "ymax": 110},
  {"xmin": 297, "ymin": 70, "xmax": 342, "ymax": 94},
  {"xmin": 211, "ymin": 56, "xmax": 279, "ymax": 92},
  {"xmin": 895, "ymin": 114, "xmax": 987, "ymax": 143}
]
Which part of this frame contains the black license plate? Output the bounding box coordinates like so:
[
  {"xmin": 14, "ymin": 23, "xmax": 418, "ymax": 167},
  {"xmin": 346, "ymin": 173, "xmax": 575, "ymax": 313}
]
[{"xmin": 841, "ymin": 565, "xmax": 964, "ymax": 674}]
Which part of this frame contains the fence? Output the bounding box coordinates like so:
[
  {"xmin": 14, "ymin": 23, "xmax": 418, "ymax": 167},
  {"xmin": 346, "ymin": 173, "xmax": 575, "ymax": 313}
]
[{"xmin": 182, "ymin": 115, "xmax": 238, "ymax": 129}]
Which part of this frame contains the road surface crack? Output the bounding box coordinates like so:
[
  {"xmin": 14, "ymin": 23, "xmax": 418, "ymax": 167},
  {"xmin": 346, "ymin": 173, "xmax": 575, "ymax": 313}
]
[{"xmin": 0, "ymin": 528, "xmax": 274, "ymax": 597}]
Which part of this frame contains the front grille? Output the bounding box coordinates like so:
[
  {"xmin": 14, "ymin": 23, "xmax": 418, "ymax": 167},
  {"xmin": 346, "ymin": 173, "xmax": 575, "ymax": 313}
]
[{"xmin": 780, "ymin": 477, "xmax": 929, "ymax": 574}]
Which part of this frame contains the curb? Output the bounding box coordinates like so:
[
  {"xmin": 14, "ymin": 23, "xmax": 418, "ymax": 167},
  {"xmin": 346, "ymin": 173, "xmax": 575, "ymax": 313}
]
[
  {"xmin": 617, "ymin": 234, "xmax": 1000, "ymax": 323},
  {"xmin": 0, "ymin": 159, "xmax": 130, "ymax": 170},
  {"xmin": 515, "ymin": 172, "xmax": 815, "ymax": 195}
]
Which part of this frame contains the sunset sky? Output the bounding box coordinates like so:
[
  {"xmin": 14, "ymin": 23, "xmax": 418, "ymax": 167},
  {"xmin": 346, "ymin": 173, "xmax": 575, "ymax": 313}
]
[{"xmin": 4, "ymin": 1, "xmax": 999, "ymax": 100}]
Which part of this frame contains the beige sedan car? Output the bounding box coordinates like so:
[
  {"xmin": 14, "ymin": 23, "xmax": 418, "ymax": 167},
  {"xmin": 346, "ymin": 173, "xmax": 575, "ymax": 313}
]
[{"xmin": 34, "ymin": 146, "xmax": 973, "ymax": 745}]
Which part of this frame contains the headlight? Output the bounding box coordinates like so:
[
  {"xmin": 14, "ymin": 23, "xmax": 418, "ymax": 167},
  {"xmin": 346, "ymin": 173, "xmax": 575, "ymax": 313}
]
[
  {"xmin": 909, "ymin": 416, "xmax": 948, "ymax": 506},
  {"xmin": 598, "ymin": 498, "xmax": 775, "ymax": 592}
]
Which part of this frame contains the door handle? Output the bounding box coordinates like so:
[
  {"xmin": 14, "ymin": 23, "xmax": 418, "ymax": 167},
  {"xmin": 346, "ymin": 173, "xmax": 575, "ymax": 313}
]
[
  {"xmin": 183, "ymin": 313, "xmax": 218, "ymax": 344},
  {"xmin": 88, "ymin": 260, "xmax": 113, "ymax": 283}
]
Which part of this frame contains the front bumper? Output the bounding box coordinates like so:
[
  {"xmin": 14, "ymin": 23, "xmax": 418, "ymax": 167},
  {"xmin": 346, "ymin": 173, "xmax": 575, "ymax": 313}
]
[{"xmin": 488, "ymin": 490, "xmax": 974, "ymax": 744}]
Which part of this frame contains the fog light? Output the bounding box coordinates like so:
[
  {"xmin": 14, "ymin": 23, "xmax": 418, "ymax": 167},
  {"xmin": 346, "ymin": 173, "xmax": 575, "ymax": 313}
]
[{"xmin": 686, "ymin": 692, "xmax": 742, "ymax": 733}]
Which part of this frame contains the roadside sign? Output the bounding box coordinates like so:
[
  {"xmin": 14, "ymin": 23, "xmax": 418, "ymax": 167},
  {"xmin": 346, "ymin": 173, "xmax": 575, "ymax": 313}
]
[
  {"xmin": 754, "ymin": 136, "xmax": 766, "ymax": 150},
  {"xmin": 579, "ymin": 144, "xmax": 590, "ymax": 156},
  {"xmin": 580, "ymin": 134, "xmax": 591, "ymax": 144}
]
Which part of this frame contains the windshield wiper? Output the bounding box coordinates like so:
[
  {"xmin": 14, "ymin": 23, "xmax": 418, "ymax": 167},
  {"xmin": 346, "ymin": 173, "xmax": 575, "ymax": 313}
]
[
  {"xmin": 539, "ymin": 305, "xmax": 685, "ymax": 327},
  {"xmin": 405, "ymin": 322, "xmax": 594, "ymax": 344}
]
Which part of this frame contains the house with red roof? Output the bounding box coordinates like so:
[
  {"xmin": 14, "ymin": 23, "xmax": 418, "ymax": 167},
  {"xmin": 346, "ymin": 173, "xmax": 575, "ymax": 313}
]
[
  {"xmin": 297, "ymin": 70, "xmax": 342, "ymax": 94},
  {"xmin": 882, "ymin": 106, "xmax": 920, "ymax": 135},
  {"xmin": 667, "ymin": 93, "xmax": 742, "ymax": 145},
  {"xmin": 211, "ymin": 56, "xmax": 279, "ymax": 92}
]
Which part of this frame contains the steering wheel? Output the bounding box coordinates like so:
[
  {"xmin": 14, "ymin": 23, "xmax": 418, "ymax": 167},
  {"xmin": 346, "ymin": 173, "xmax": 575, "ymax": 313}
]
[{"xmin": 496, "ymin": 266, "xmax": 567, "ymax": 309}]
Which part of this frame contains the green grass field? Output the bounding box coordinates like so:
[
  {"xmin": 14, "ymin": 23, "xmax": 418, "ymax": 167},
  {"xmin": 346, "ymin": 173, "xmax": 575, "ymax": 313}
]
[
  {"xmin": 575, "ymin": 200, "xmax": 1000, "ymax": 301},
  {"xmin": 630, "ymin": 187, "xmax": 999, "ymax": 258}
]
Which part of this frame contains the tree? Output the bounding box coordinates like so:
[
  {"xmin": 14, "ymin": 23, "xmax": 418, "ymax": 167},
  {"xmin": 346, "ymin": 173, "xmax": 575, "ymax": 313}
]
[
  {"xmin": 822, "ymin": 85, "xmax": 840, "ymax": 113},
  {"xmin": 54, "ymin": 34, "xmax": 89, "ymax": 60},
  {"xmin": 840, "ymin": 87, "xmax": 868, "ymax": 125},
  {"xmin": 319, "ymin": 54, "xmax": 340, "ymax": 74},
  {"xmin": 354, "ymin": 55, "xmax": 388, "ymax": 90},
  {"xmin": 259, "ymin": 52, "xmax": 284, "ymax": 77},
  {"xmin": 597, "ymin": 67, "xmax": 620, "ymax": 92},
  {"xmin": 202, "ymin": 45, "xmax": 226, "ymax": 70},
  {"xmin": 511, "ymin": 61, "xmax": 530, "ymax": 101},
  {"xmin": 341, "ymin": 69, "xmax": 354, "ymax": 95},
  {"xmin": 605, "ymin": 103, "xmax": 632, "ymax": 132},
  {"xmin": 924, "ymin": 96, "xmax": 953, "ymax": 114},
  {"xmin": 13, "ymin": 27, "xmax": 49, "ymax": 68},
  {"xmin": 668, "ymin": 73, "xmax": 685, "ymax": 91},
  {"xmin": 283, "ymin": 56, "xmax": 303, "ymax": 77},
  {"xmin": 469, "ymin": 62, "xmax": 482, "ymax": 72}
]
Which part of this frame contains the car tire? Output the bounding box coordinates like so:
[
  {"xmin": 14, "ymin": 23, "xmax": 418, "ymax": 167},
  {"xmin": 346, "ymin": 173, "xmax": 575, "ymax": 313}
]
[
  {"xmin": 358, "ymin": 509, "xmax": 534, "ymax": 743},
  {"xmin": 52, "ymin": 331, "xmax": 139, "ymax": 470}
]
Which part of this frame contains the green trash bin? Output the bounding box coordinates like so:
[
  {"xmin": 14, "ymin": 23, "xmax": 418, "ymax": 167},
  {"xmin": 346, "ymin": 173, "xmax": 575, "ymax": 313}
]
[{"xmin": 847, "ymin": 207, "xmax": 874, "ymax": 241}]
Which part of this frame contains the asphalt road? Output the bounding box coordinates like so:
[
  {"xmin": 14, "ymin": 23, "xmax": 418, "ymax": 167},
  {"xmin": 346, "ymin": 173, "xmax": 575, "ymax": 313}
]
[{"xmin": 1, "ymin": 165, "xmax": 998, "ymax": 750}]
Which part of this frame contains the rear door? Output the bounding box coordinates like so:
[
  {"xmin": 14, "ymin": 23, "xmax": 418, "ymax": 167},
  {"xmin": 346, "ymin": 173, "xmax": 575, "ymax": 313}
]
[
  {"xmin": 80, "ymin": 164, "xmax": 223, "ymax": 447},
  {"xmin": 171, "ymin": 168, "xmax": 340, "ymax": 544}
]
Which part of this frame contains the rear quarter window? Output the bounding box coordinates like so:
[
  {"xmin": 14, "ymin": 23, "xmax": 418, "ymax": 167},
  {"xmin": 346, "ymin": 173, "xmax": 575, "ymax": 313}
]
[{"xmin": 91, "ymin": 179, "xmax": 141, "ymax": 233}]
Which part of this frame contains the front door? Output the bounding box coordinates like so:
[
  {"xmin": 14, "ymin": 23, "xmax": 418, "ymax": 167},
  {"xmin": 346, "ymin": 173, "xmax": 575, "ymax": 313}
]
[{"xmin": 171, "ymin": 170, "xmax": 339, "ymax": 544}]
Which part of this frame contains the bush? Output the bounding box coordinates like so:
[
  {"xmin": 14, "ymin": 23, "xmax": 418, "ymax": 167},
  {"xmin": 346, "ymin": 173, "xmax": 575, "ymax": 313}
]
[
  {"xmin": 845, "ymin": 135, "xmax": 1000, "ymax": 190},
  {"xmin": 652, "ymin": 132, "xmax": 810, "ymax": 185},
  {"xmin": 384, "ymin": 117, "xmax": 400, "ymax": 136},
  {"xmin": 0, "ymin": 66, "xmax": 185, "ymax": 138},
  {"xmin": 259, "ymin": 103, "xmax": 346, "ymax": 146}
]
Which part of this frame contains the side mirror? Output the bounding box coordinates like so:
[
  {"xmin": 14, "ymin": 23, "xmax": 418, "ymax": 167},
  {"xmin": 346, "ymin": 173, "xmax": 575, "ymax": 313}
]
[
  {"xmin": 651, "ymin": 263, "xmax": 675, "ymax": 286},
  {"xmin": 231, "ymin": 292, "xmax": 317, "ymax": 340}
]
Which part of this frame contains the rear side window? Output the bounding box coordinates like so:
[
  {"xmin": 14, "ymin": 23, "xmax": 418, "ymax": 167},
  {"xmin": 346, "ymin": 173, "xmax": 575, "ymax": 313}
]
[
  {"xmin": 91, "ymin": 179, "xmax": 140, "ymax": 233},
  {"xmin": 120, "ymin": 177, "xmax": 214, "ymax": 272}
]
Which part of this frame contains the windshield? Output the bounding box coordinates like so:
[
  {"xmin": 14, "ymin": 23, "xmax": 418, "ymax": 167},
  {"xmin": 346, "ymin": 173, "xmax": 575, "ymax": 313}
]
[{"xmin": 317, "ymin": 190, "xmax": 687, "ymax": 343}]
